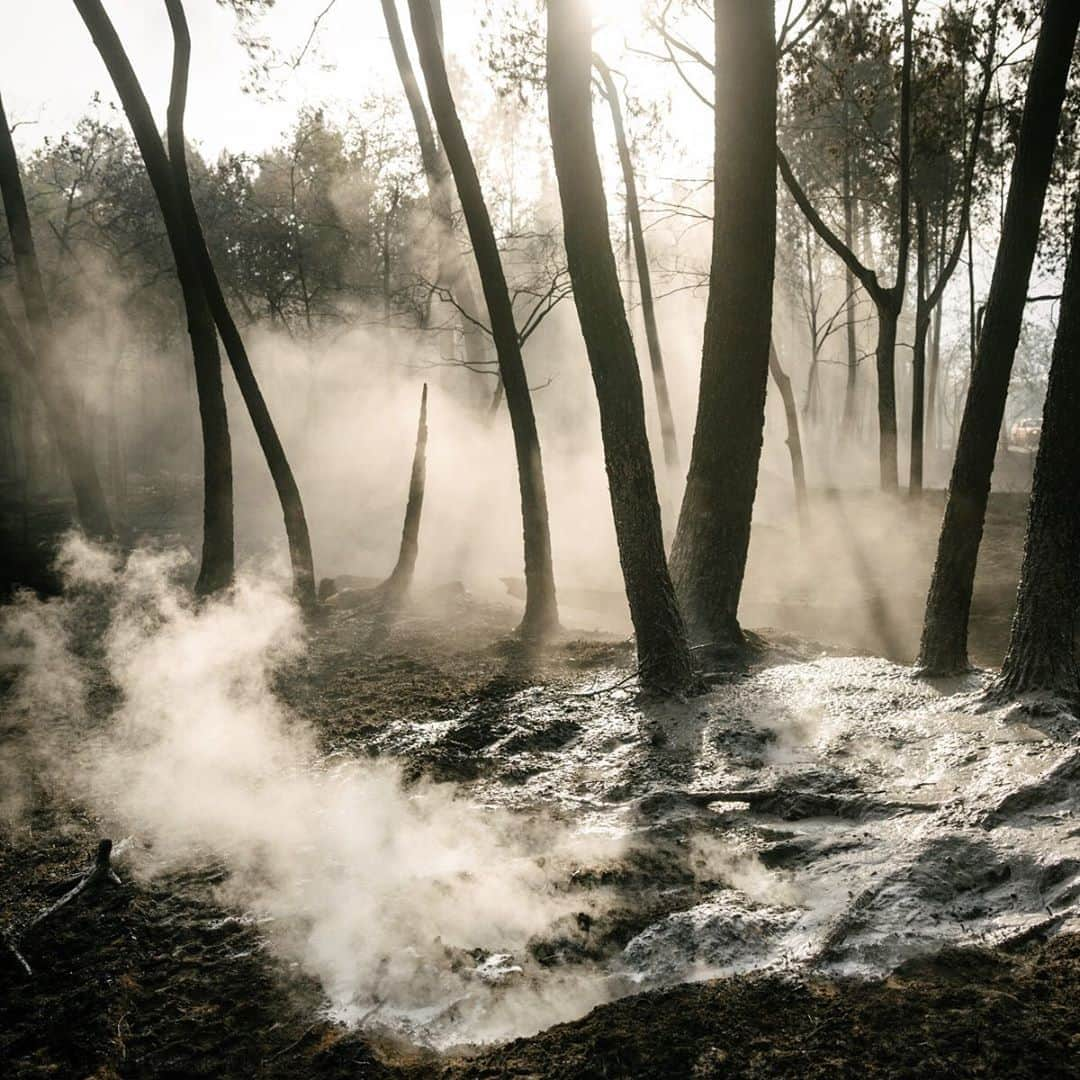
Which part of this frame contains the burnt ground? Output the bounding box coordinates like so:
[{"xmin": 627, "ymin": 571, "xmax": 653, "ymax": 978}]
[{"xmin": 3, "ymin": 479, "xmax": 1079, "ymax": 1079}]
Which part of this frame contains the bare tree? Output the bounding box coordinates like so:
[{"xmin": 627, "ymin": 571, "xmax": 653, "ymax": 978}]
[
  {"xmin": 547, "ymin": 0, "xmax": 696, "ymax": 693},
  {"xmin": 592, "ymin": 54, "xmax": 679, "ymax": 473},
  {"xmin": 668, "ymin": 0, "xmax": 778, "ymax": 650},
  {"xmin": 918, "ymin": 0, "xmax": 1080, "ymax": 676},
  {"xmin": 407, "ymin": 0, "xmax": 559, "ymax": 640},
  {"xmin": 74, "ymin": 0, "xmax": 234, "ymax": 594},
  {"xmin": 0, "ymin": 91, "xmax": 112, "ymax": 540}
]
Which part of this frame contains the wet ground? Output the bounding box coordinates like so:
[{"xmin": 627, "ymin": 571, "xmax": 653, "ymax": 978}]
[{"xmin": 2, "ymin": 569, "xmax": 1079, "ymax": 1078}]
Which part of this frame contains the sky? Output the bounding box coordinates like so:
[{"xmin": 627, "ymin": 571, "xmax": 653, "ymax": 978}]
[{"xmin": 0, "ymin": 0, "xmax": 668, "ymax": 159}]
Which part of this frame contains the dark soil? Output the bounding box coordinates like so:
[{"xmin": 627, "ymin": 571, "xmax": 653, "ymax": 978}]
[{"xmin": 3, "ymin": 482, "xmax": 1078, "ymax": 1079}]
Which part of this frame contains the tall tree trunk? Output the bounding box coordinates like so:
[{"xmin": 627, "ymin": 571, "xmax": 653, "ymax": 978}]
[
  {"xmin": 164, "ymin": 0, "xmax": 316, "ymax": 610},
  {"xmin": 546, "ymin": 0, "xmax": 695, "ymax": 692},
  {"xmin": 769, "ymin": 341, "xmax": 808, "ymax": 520},
  {"xmin": 74, "ymin": 0, "xmax": 233, "ymax": 595},
  {"xmin": 909, "ymin": 201, "xmax": 929, "ymax": 494},
  {"xmin": 381, "ymin": 0, "xmax": 490, "ymax": 385},
  {"xmin": 382, "ymin": 383, "xmax": 428, "ymax": 608},
  {"xmin": 593, "ymin": 55, "xmax": 679, "ymax": 473},
  {"xmin": 407, "ymin": 0, "xmax": 559, "ymax": 639},
  {"xmin": 995, "ymin": 196, "xmax": 1080, "ymax": 699},
  {"xmin": 918, "ymin": 0, "xmax": 1079, "ymax": 675},
  {"xmin": 668, "ymin": 0, "xmax": 777, "ymax": 649},
  {"xmin": 841, "ymin": 117, "xmax": 858, "ymax": 434},
  {"xmin": 0, "ymin": 92, "xmax": 112, "ymax": 540}
]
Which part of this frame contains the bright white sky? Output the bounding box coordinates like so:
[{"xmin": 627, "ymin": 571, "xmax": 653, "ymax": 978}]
[{"xmin": 1, "ymin": 0, "xmax": 673, "ymax": 158}]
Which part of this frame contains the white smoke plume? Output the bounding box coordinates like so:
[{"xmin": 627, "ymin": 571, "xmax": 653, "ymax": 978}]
[{"xmin": 2, "ymin": 535, "xmax": 619, "ymax": 1045}]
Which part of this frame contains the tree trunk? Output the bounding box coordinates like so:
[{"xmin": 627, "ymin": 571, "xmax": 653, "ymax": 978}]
[
  {"xmin": 0, "ymin": 92, "xmax": 112, "ymax": 540},
  {"xmin": 841, "ymin": 125, "xmax": 858, "ymax": 434},
  {"xmin": 381, "ymin": 0, "xmax": 490, "ymax": 386},
  {"xmin": 996, "ymin": 196, "xmax": 1080, "ymax": 699},
  {"xmin": 909, "ymin": 201, "xmax": 928, "ymax": 494},
  {"xmin": 408, "ymin": 0, "xmax": 558, "ymax": 640},
  {"xmin": 164, "ymin": 0, "xmax": 316, "ymax": 610},
  {"xmin": 74, "ymin": 0, "xmax": 233, "ymax": 595},
  {"xmin": 769, "ymin": 342, "xmax": 808, "ymax": 520},
  {"xmin": 668, "ymin": 0, "xmax": 777, "ymax": 650},
  {"xmin": 874, "ymin": 302, "xmax": 900, "ymax": 490},
  {"xmin": 382, "ymin": 383, "xmax": 428, "ymax": 609},
  {"xmin": 546, "ymin": 0, "xmax": 695, "ymax": 693},
  {"xmin": 593, "ymin": 55, "xmax": 679, "ymax": 473},
  {"xmin": 918, "ymin": 0, "xmax": 1079, "ymax": 675}
]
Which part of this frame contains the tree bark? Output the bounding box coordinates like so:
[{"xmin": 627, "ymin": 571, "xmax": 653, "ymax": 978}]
[
  {"xmin": 668, "ymin": 0, "xmax": 778, "ymax": 649},
  {"xmin": 546, "ymin": 0, "xmax": 695, "ymax": 693},
  {"xmin": 918, "ymin": 0, "xmax": 1079, "ymax": 675},
  {"xmin": 769, "ymin": 341, "xmax": 808, "ymax": 520},
  {"xmin": 74, "ymin": 0, "xmax": 233, "ymax": 595},
  {"xmin": 0, "ymin": 92, "xmax": 112, "ymax": 540},
  {"xmin": 407, "ymin": 0, "xmax": 558, "ymax": 640},
  {"xmin": 995, "ymin": 195, "xmax": 1080, "ymax": 699},
  {"xmin": 593, "ymin": 55, "xmax": 679, "ymax": 473},
  {"xmin": 164, "ymin": 0, "xmax": 316, "ymax": 610}
]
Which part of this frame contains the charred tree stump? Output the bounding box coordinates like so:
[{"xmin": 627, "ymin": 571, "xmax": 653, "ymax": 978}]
[{"xmin": 380, "ymin": 383, "xmax": 429, "ymax": 612}]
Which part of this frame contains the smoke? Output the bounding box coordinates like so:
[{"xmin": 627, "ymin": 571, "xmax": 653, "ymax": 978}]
[{"xmin": 3, "ymin": 535, "xmax": 619, "ymax": 1045}]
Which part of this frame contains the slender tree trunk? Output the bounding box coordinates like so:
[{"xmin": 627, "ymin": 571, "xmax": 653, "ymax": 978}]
[
  {"xmin": 841, "ymin": 124, "xmax": 858, "ymax": 434},
  {"xmin": 769, "ymin": 341, "xmax": 807, "ymax": 519},
  {"xmin": 382, "ymin": 383, "xmax": 428, "ymax": 608},
  {"xmin": 593, "ymin": 55, "xmax": 679, "ymax": 473},
  {"xmin": 910, "ymin": 201, "xmax": 928, "ymax": 494},
  {"xmin": 164, "ymin": 0, "xmax": 316, "ymax": 610},
  {"xmin": 546, "ymin": 0, "xmax": 695, "ymax": 692},
  {"xmin": 74, "ymin": 0, "xmax": 233, "ymax": 594},
  {"xmin": 668, "ymin": 0, "xmax": 777, "ymax": 649},
  {"xmin": 995, "ymin": 196, "xmax": 1080, "ymax": 699},
  {"xmin": 408, "ymin": 0, "xmax": 558, "ymax": 639},
  {"xmin": 381, "ymin": 0, "xmax": 490, "ymax": 385},
  {"xmin": 919, "ymin": 0, "xmax": 1079, "ymax": 675},
  {"xmin": 0, "ymin": 92, "xmax": 112, "ymax": 540}
]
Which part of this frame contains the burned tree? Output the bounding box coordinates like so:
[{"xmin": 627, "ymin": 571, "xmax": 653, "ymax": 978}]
[
  {"xmin": 668, "ymin": 0, "xmax": 778, "ymax": 650},
  {"xmin": 546, "ymin": 0, "xmax": 696, "ymax": 693},
  {"xmin": 919, "ymin": 0, "xmax": 1080, "ymax": 675},
  {"xmin": 995, "ymin": 196, "xmax": 1080, "ymax": 700},
  {"xmin": 0, "ymin": 91, "xmax": 112, "ymax": 540},
  {"xmin": 592, "ymin": 54, "xmax": 679, "ymax": 474},
  {"xmin": 74, "ymin": 0, "xmax": 234, "ymax": 595},
  {"xmin": 407, "ymin": 0, "xmax": 559, "ymax": 640},
  {"xmin": 164, "ymin": 0, "xmax": 316, "ymax": 610}
]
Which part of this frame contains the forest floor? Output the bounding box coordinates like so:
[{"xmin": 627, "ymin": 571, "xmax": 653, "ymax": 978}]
[{"xmin": 3, "ymin": 480, "xmax": 1079, "ymax": 1078}]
